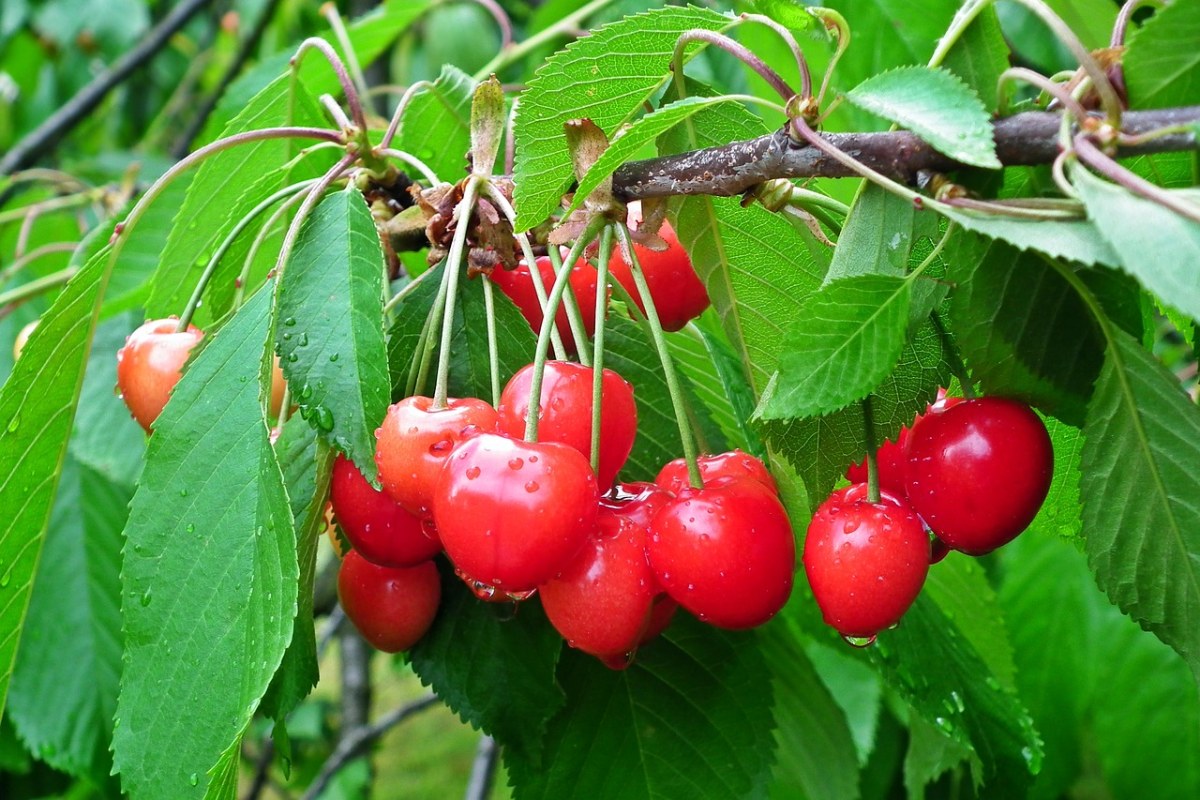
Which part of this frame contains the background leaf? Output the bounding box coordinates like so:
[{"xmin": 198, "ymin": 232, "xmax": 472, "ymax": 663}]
[
  {"xmin": 1124, "ymin": 0, "xmax": 1200, "ymax": 108},
  {"xmin": 395, "ymin": 65, "xmax": 476, "ymax": 183}
]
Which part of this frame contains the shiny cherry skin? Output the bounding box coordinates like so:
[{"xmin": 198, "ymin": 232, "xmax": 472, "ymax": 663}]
[
  {"xmin": 432, "ymin": 433, "xmax": 599, "ymax": 592},
  {"xmin": 491, "ymin": 254, "xmax": 603, "ymax": 348},
  {"xmin": 375, "ymin": 395, "xmax": 499, "ymax": 517},
  {"xmin": 656, "ymin": 450, "xmax": 778, "ymax": 496},
  {"xmin": 497, "ymin": 361, "xmax": 637, "ymax": 491},
  {"xmin": 540, "ymin": 483, "xmax": 672, "ymax": 660},
  {"xmin": 607, "ymin": 202, "xmax": 709, "ymax": 332},
  {"xmin": 803, "ymin": 484, "xmax": 929, "ymax": 638},
  {"xmin": 329, "ymin": 455, "xmax": 442, "ymax": 567},
  {"xmin": 647, "ymin": 478, "xmax": 795, "ymax": 629},
  {"xmin": 845, "ymin": 392, "xmax": 962, "ymax": 494},
  {"xmin": 337, "ymin": 550, "xmax": 441, "ymax": 653},
  {"xmin": 904, "ymin": 396, "xmax": 1053, "ymax": 555},
  {"xmin": 116, "ymin": 317, "xmax": 205, "ymax": 432}
]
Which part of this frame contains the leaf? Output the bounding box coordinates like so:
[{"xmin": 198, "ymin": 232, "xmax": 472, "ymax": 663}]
[
  {"xmin": 514, "ymin": 6, "xmax": 734, "ymax": 231},
  {"xmin": 843, "ymin": 66, "xmax": 998, "ymax": 168},
  {"xmin": 275, "ymin": 186, "xmax": 391, "ymax": 483},
  {"xmin": 1123, "ymin": 0, "xmax": 1200, "ymax": 108},
  {"xmin": 927, "ymin": 199, "xmax": 1119, "ymax": 267},
  {"xmin": 408, "ymin": 572, "xmax": 564, "ymax": 764},
  {"xmin": 448, "ymin": 274, "xmax": 538, "ymax": 403},
  {"xmin": 1079, "ymin": 327, "xmax": 1200, "ymax": 677},
  {"xmin": 939, "ymin": 5, "xmax": 1010, "ymax": 110},
  {"xmin": 6, "ymin": 458, "xmax": 126, "ymax": 782},
  {"xmin": 757, "ymin": 275, "xmax": 913, "ymax": 421},
  {"xmin": 924, "ymin": 555, "xmax": 1017, "ymax": 690},
  {"xmin": 386, "ymin": 270, "xmax": 443, "ymax": 398},
  {"xmin": 146, "ymin": 74, "xmax": 326, "ymax": 327},
  {"xmin": 567, "ymin": 95, "xmax": 736, "ymax": 217},
  {"xmin": 102, "ymin": 180, "xmax": 192, "ymax": 320},
  {"xmin": 667, "ymin": 319, "xmax": 755, "ymax": 456},
  {"xmin": 1071, "ymin": 165, "xmax": 1200, "ymax": 323},
  {"xmin": 903, "ymin": 715, "xmax": 971, "ymax": 799},
  {"xmin": 506, "ymin": 616, "xmax": 776, "ymax": 800},
  {"xmin": 825, "ymin": 184, "xmax": 936, "ymax": 282},
  {"xmin": 0, "ymin": 243, "xmax": 115, "ymax": 718},
  {"xmin": 471, "ymin": 75, "xmax": 506, "ymax": 177},
  {"xmin": 396, "ymin": 65, "xmax": 476, "ymax": 183},
  {"xmin": 112, "ymin": 286, "xmax": 297, "ymax": 799}
]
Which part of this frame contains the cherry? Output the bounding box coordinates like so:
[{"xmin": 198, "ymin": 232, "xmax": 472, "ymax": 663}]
[
  {"xmin": 540, "ymin": 482, "xmax": 672, "ymax": 661},
  {"xmin": 904, "ymin": 396, "xmax": 1053, "ymax": 555},
  {"xmin": 432, "ymin": 432, "xmax": 599, "ymax": 592},
  {"xmin": 329, "ymin": 454, "xmax": 442, "ymax": 567},
  {"xmin": 598, "ymin": 596, "xmax": 679, "ymax": 671},
  {"xmin": 845, "ymin": 391, "xmax": 962, "ymax": 494},
  {"xmin": 656, "ymin": 450, "xmax": 778, "ymax": 496},
  {"xmin": 803, "ymin": 484, "xmax": 929, "ymax": 638},
  {"xmin": 490, "ymin": 254, "xmax": 603, "ymax": 348},
  {"xmin": 497, "ymin": 361, "xmax": 637, "ymax": 491},
  {"xmin": 337, "ymin": 550, "xmax": 441, "ymax": 653},
  {"xmin": 647, "ymin": 478, "xmax": 794, "ymax": 629},
  {"xmin": 116, "ymin": 317, "xmax": 205, "ymax": 432},
  {"xmin": 607, "ymin": 202, "xmax": 709, "ymax": 332},
  {"xmin": 375, "ymin": 395, "xmax": 499, "ymax": 517}
]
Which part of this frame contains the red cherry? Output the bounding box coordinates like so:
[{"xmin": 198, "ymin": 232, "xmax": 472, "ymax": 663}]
[
  {"xmin": 803, "ymin": 484, "xmax": 929, "ymax": 638},
  {"xmin": 337, "ymin": 551, "xmax": 441, "ymax": 653},
  {"xmin": 647, "ymin": 478, "xmax": 794, "ymax": 629},
  {"xmin": 497, "ymin": 361, "xmax": 637, "ymax": 491},
  {"xmin": 598, "ymin": 596, "xmax": 680, "ymax": 671},
  {"xmin": 375, "ymin": 395, "xmax": 499, "ymax": 517},
  {"xmin": 116, "ymin": 317, "xmax": 204, "ymax": 432},
  {"xmin": 432, "ymin": 433, "xmax": 599, "ymax": 592},
  {"xmin": 656, "ymin": 450, "xmax": 778, "ymax": 496},
  {"xmin": 607, "ymin": 202, "xmax": 709, "ymax": 332},
  {"xmin": 329, "ymin": 455, "xmax": 442, "ymax": 567},
  {"xmin": 491, "ymin": 254, "xmax": 603, "ymax": 348},
  {"xmin": 845, "ymin": 391, "xmax": 962, "ymax": 493},
  {"xmin": 540, "ymin": 483, "xmax": 672, "ymax": 660},
  {"xmin": 904, "ymin": 397, "xmax": 1053, "ymax": 555}
]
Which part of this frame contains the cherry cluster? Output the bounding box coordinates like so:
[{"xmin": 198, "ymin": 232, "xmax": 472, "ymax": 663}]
[{"xmin": 804, "ymin": 392, "xmax": 1054, "ymax": 642}]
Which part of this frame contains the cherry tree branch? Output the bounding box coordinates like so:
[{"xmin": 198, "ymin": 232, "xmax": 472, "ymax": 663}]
[{"xmin": 611, "ymin": 106, "xmax": 1200, "ymax": 199}]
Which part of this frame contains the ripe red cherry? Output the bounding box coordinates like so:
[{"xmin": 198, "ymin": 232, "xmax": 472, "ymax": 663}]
[
  {"xmin": 337, "ymin": 551, "xmax": 441, "ymax": 653},
  {"xmin": 432, "ymin": 433, "xmax": 599, "ymax": 592},
  {"xmin": 904, "ymin": 397, "xmax": 1053, "ymax": 555},
  {"xmin": 845, "ymin": 392, "xmax": 962, "ymax": 494},
  {"xmin": 329, "ymin": 455, "xmax": 442, "ymax": 567},
  {"xmin": 607, "ymin": 202, "xmax": 709, "ymax": 332},
  {"xmin": 375, "ymin": 395, "xmax": 499, "ymax": 517},
  {"xmin": 656, "ymin": 450, "xmax": 778, "ymax": 496},
  {"xmin": 116, "ymin": 317, "xmax": 205, "ymax": 432},
  {"xmin": 647, "ymin": 478, "xmax": 794, "ymax": 629},
  {"xmin": 540, "ymin": 483, "xmax": 672, "ymax": 661},
  {"xmin": 803, "ymin": 484, "xmax": 929, "ymax": 638},
  {"xmin": 497, "ymin": 361, "xmax": 637, "ymax": 491},
  {"xmin": 490, "ymin": 254, "xmax": 603, "ymax": 348}
]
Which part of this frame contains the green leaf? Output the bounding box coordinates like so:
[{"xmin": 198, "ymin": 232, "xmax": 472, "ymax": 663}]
[
  {"xmin": 448, "ymin": 275, "xmax": 538, "ymax": 403},
  {"xmin": 924, "ymin": 555, "xmax": 1017, "ymax": 690},
  {"xmin": 147, "ymin": 74, "xmax": 326, "ymax": 327},
  {"xmin": 408, "ymin": 572, "xmax": 564, "ymax": 764},
  {"xmin": 112, "ymin": 286, "xmax": 297, "ymax": 799},
  {"xmin": 927, "ymin": 199, "xmax": 1119, "ymax": 267},
  {"xmin": 903, "ymin": 715, "xmax": 971, "ymax": 799},
  {"xmin": 939, "ymin": 6, "xmax": 1010, "ymax": 110},
  {"xmin": 667, "ymin": 318, "xmax": 756, "ymax": 456},
  {"xmin": 844, "ymin": 66, "xmax": 998, "ymax": 168},
  {"xmin": 757, "ymin": 275, "xmax": 913, "ymax": 421},
  {"xmin": 752, "ymin": 0, "xmax": 821, "ymax": 35},
  {"xmin": 0, "ymin": 243, "xmax": 114, "ymax": 718},
  {"xmin": 1124, "ymin": 0, "xmax": 1200, "ymax": 108},
  {"xmin": 825, "ymin": 184, "xmax": 937, "ymax": 282},
  {"xmin": 275, "ymin": 186, "xmax": 391, "ymax": 483},
  {"xmin": 1071, "ymin": 165, "xmax": 1200, "ymax": 323},
  {"xmin": 1079, "ymin": 328, "xmax": 1200, "ymax": 677},
  {"xmin": 102, "ymin": 180, "xmax": 192, "ymax": 320},
  {"xmin": 7, "ymin": 458, "xmax": 126, "ymax": 782},
  {"xmin": 567, "ymin": 95, "xmax": 736, "ymax": 216},
  {"xmin": 514, "ymin": 6, "xmax": 734, "ymax": 231},
  {"xmin": 506, "ymin": 617, "xmax": 776, "ymax": 800},
  {"xmin": 395, "ymin": 65, "xmax": 476, "ymax": 183},
  {"xmin": 386, "ymin": 271, "xmax": 443, "ymax": 398}
]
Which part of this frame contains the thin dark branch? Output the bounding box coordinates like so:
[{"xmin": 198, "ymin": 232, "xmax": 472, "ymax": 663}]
[
  {"xmin": 612, "ymin": 106, "xmax": 1200, "ymax": 199},
  {"xmin": 464, "ymin": 735, "xmax": 499, "ymax": 800},
  {"xmin": 172, "ymin": 0, "xmax": 285, "ymax": 158},
  {"xmin": 300, "ymin": 694, "xmax": 440, "ymax": 800},
  {"xmin": 0, "ymin": 0, "xmax": 216, "ymax": 175},
  {"xmin": 244, "ymin": 737, "xmax": 275, "ymax": 800}
]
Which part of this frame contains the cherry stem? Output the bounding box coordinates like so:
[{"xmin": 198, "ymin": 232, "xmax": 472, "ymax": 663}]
[
  {"xmin": 380, "ymin": 80, "xmax": 434, "ymax": 151},
  {"xmin": 319, "ymin": 93, "xmax": 354, "ymax": 130},
  {"xmin": 614, "ymin": 223, "xmax": 703, "ymax": 489},
  {"xmin": 672, "ymin": 30, "xmax": 795, "ymax": 105},
  {"xmin": 1074, "ymin": 133, "xmax": 1200, "ymax": 224},
  {"xmin": 589, "ymin": 226, "xmax": 615, "ymax": 476},
  {"xmin": 861, "ymin": 396, "xmax": 881, "ymax": 504},
  {"xmin": 523, "ymin": 216, "xmax": 608, "ymax": 443},
  {"xmin": 930, "ymin": 310, "xmax": 976, "ymax": 399},
  {"xmin": 432, "ymin": 175, "xmax": 482, "ymax": 409},
  {"xmin": 472, "ymin": 0, "xmax": 616, "ymax": 79},
  {"xmin": 482, "ymin": 274, "xmax": 501, "ymax": 407},
  {"xmin": 0, "ymin": 189, "xmax": 105, "ymax": 227},
  {"xmin": 809, "ymin": 7, "xmax": 850, "ymax": 109},
  {"xmin": 177, "ymin": 177, "xmax": 323, "ymax": 331},
  {"xmin": 408, "ymin": 269, "xmax": 451, "ymax": 398},
  {"xmin": 320, "ymin": 3, "xmax": 371, "ymax": 105},
  {"xmin": 739, "ymin": 13, "xmax": 813, "ymax": 100},
  {"xmin": 375, "ymin": 147, "xmax": 440, "ymax": 186},
  {"xmin": 998, "ymin": 67, "xmax": 1090, "ymax": 124},
  {"xmin": 462, "ymin": 0, "xmax": 515, "ymax": 50},
  {"xmin": 235, "ymin": 179, "xmax": 322, "ymax": 310},
  {"xmin": 544, "ymin": 244, "xmax": 592, "ymax": 366},
  {"xmin": 292, "ymin": 38, "xmax": 368, "ymax": 135}
]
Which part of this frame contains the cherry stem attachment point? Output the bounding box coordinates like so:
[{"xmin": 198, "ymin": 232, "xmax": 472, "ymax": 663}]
[
  {"xmin": 862, "ymin": 396, "xmax": 881, "ymax": 504},
  {"xmin": 432, "ymin": 175, "xmax": 482, "ymax": 409}
]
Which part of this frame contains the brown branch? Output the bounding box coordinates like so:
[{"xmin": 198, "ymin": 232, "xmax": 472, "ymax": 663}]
[{"xmin": 612, "ymin": 106, "xmax": 1200, "ymax": 199}]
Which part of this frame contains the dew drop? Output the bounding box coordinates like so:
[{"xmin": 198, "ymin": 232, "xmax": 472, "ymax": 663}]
[
  {"xmin": 842, "ymin": 634, "xmax": 876, "ymax": 648},
  {"xmin": 0, "ymin": 567, "xmax": 11, "ymax": 588},
  {"xmin": 313, "ymin": 406, "xmax": 334, "ymax": 431},
  {"xmin": 189, "ymin": 773, "xmax": 199, "ymax": 787},
  {"xmin": 428, "ymin": 439, "xmax": 453, "ymax": 455},
  {"xmin": 842, "ymin": 519, "xmax": 860, "ymax": 534},
  {"xmin": 185, "ymin": 523, "xmax": 195, "ymax": 534},
  {"xmin": 329, "ymin": 353, "xmax": 339, "ymax": 362},
  {"xmin": 465, "ymin": 466, "xmax": 481, "ymax": 480},
  {"xmin": 524, "ymin": 480, "xmax": 539, "ymax": 493},
  {"xmin": 298, "ymin": 333, "xmax": 309, "ymax": 347},
  {"xmin": 140, "ymin": 588, "xmax": 153, "ymax": 607},
  {"xmin": 6, "ymin": 416, "xmax": 19, "ymax": 433},
  {"xmin": 508, "ymin": 457, "xmax": 524, "ymax": 470},
  {"xmin": 283, "ymin": 317, "xmax": 297, "ymax": 326},
  {"xmin": 179, "ymin": 488, "xmax": 189, "ymax": 497}
]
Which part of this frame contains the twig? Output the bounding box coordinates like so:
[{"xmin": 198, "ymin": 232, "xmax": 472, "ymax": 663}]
[
  {"xmin": 464, "ymin": 735, "xmax": 499, "ymax": 800},
  {"xmin": 300, "ymin": 694, "xmax": 440, "ymax": 800},
  {"xmin": 0, "ymin": 0, "xmax": 215, "ymax": 174}
]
